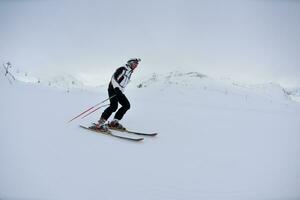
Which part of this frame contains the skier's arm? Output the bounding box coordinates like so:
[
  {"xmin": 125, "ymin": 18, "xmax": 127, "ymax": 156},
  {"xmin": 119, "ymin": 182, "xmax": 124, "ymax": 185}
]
[{"xmin": 111, "ymin": 67, "xmax": 126, "ymax": 92}]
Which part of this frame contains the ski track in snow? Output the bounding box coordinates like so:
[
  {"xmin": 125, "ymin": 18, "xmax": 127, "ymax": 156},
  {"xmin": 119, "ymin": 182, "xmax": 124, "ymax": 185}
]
[{"xmin": 1, "ymin": 70, "xmax": 300, "ymax": 200}]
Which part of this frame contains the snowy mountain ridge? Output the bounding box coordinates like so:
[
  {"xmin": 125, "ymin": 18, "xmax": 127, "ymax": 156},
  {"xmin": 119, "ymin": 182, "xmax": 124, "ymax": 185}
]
[
  {"xmin": 1, "ymin": 64, "xmax": 87, "ymax": 91},
  {"xmin": 136, "ymin": 71, "xmax": 207, "ymax": 88},
  {"xmin": 2, "ymin": 66, "xmax": 300, "ymax": 103},
  {"xmin": 2, "ymin": 65, "xmax": 300, "ymax": 101},
  {"xmin": 134, "ymin": 71, "xmax": 298, "ymax": 103}
]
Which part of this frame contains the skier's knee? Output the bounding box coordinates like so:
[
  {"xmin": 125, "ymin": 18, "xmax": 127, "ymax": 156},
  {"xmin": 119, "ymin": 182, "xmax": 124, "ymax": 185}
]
[
  {"xmin": 124, "ymin": 102, "xmax": 130, "ymax": 111},
  {"xmin": 111, "ymin": 104, "xmax": 118, "ymax": 112}
]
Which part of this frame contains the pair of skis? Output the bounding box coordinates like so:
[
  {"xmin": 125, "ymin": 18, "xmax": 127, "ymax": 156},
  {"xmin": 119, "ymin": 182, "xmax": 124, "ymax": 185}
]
[{"xmin": 80, "ymin": 123, "xmax": 157, "ymax": 142}]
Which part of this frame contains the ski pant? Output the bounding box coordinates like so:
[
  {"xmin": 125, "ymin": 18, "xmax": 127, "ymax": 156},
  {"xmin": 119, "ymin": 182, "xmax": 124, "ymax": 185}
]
[{"xmin": 101, "ymin": 84, "xmax": 130, "ymax": 121}]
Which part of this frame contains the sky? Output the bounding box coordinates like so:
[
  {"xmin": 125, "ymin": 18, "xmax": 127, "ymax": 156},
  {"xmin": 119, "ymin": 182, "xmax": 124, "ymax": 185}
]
[{"xmin": 0, "ymin": 0, "xmax": 300, "ymax": 86}]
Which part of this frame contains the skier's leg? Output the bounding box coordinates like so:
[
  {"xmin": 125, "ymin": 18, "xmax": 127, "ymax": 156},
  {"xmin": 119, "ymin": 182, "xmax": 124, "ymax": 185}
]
[
  {"xmin": 114, "ymin": 93, "xmax": 130, "ymax": 121},
  {"xmin": 100, "ymin": 87, "xmax": 118, "ymax": 121}
]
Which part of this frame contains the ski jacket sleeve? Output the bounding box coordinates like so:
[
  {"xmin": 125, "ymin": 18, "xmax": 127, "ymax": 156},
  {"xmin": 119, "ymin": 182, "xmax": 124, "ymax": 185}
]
[{"xmin": 111, "ymin": 67, "xmax": 126, "ymax": 92}]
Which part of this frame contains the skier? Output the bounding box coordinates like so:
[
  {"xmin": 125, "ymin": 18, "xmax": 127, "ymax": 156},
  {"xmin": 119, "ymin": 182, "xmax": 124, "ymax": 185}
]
[{"xmin": 95, "ymin": 58, "xmax": 141, "ymax": 132}]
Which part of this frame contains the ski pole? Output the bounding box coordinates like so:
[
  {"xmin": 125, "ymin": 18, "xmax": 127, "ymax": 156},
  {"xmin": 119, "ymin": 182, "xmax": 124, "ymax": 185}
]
[
  {"xmin": 68, "ymin": 95, "xmax": 116, "ymax": 123},
  {"xmin": 81, "ymin": 104, "xmax": 110, "ymax": 119}
]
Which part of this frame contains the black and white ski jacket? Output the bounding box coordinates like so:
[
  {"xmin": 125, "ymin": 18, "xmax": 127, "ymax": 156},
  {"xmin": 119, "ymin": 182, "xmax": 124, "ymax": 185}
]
[{"xmin": 110, "ymin": 64, "xmax": 133, "ymax": 92}]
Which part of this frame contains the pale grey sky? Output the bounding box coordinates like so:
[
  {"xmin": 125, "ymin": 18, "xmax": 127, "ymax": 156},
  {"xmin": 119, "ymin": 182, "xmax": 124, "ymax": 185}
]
[{"xmin": 1, "ymin": 0, "xmax": 300, "ymax": 86}]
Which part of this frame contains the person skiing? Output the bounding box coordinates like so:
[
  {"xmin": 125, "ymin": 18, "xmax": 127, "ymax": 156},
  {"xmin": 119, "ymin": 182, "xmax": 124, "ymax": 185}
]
[{"xmin": 94, "ymin": 58, "xmax": 141, "ymax": 132}]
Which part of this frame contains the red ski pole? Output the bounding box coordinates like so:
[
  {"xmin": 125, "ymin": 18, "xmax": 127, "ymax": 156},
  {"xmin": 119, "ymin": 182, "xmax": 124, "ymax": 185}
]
[
  {"xmin": 81, "ymin": 104, "xmax": 110, "ymax": 119},
  {"xmin": 68, "ymin": 95, "xmax": 115, "ymax": 123}
]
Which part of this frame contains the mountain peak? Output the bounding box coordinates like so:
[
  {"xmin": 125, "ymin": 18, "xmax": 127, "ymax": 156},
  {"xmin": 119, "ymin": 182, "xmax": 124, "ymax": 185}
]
[{"xmin": 136, "ymin": 71, "xmax": 208, "ymax": 88}]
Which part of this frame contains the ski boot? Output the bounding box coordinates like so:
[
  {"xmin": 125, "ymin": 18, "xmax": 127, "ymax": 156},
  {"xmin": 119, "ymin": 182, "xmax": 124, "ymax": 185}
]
[
  {"xmin": 92, "ymin": 118, "xmax": 109, "ymax": 132},
  {"xmin": 108, "ymin": 119, "xmax": 126, "ymax": 131}
]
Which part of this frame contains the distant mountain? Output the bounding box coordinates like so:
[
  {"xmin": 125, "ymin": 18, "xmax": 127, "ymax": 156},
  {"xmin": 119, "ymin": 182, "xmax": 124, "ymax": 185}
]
[
  {"xmin": 285, "ymin": 87, "xmax": 300, "ymax": 96},
  {"xmin": 134, "ymin": 71, "xmax": 297, "ymax": 103},
  {"xmin": 45, "ymin": 74, "xmax": 85, "ymax": 89},
  {"xmin": 136, "ymin": 71, "xmax": 207, "ymax": 88},
  {"xmin": 284, "ymin": 87, "xmax": 300, "ymax": 102},
  {"xmin": 2, "ymin": 66, "xmax": 299, "ymax": 103},
  {"xmin": 3, "ymin": 67, "xmax": 86, "ymax": 90}
]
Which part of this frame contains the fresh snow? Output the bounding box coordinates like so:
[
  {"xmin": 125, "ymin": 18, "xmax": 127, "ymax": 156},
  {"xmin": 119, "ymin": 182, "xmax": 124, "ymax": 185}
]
[{"xmin": 1, "ymin": 68, "xmax": 300, "ymax": 200}]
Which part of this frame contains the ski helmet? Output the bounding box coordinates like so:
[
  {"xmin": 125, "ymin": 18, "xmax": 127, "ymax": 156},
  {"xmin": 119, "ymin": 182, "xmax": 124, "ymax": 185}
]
[{"xmin": 127, "ymin": 58, "xmax": 141, "ymax": 65}]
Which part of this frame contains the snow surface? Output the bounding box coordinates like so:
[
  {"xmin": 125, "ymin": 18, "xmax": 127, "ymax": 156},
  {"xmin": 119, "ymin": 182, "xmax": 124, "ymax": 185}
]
[{"xmin": 1, "ymin": 68, "xmax": 300, "ymax": 200}]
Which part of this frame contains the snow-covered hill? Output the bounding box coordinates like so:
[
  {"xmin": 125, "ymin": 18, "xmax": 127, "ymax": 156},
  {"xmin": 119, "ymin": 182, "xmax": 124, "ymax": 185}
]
[
  {"xmin": 1, "ymin": 64, "xmax": 88, "ymax": 91},
  {"xmin": 133, "ymin": 71, "xmax": 294, "ymax": 104},
  {"xmin": 3, "ymin": 65, "xmax": 299, "ymax": 103},
  {"xmin": 1, "ymin": 68, "xmax": 300, "ymax": 200},
  {"xmin": 285, "ymin": 87, "xmax": 300, "ymax": 102}
]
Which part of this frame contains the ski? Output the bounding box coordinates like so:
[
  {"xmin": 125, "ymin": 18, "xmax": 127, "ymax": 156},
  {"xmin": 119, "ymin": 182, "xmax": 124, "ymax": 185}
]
[
  {"xmin": 92, "ymin": 123, "xmax": 158, "ymax": 136},
  {"xmin": 79, "ymin": 125, "xmax": 144, "ymax": 142},
  {"xmin": 110, "ymin": 128, "xmax": 158, "ymax": 136}
]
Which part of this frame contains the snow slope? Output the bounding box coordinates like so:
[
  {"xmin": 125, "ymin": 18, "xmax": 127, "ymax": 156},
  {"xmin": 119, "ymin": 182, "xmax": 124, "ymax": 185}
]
[{"xmin": 1, "ymin": 69, "xmax": 300, "ymax": 200}]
